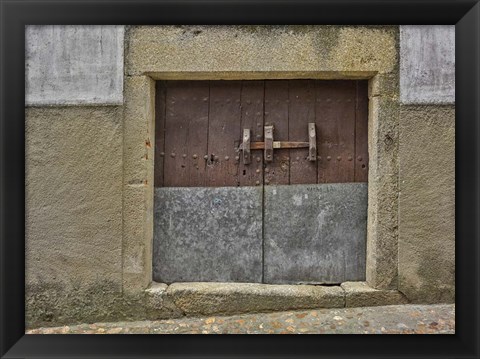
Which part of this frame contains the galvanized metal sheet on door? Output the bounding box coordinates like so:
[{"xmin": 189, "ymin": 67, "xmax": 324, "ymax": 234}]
[
  {"xmin": 153, "ymin": 187, "xmax": 263, "ymax": 283},
  {"xmin": 264, "ymin": 183, "xmax": 367, "ymax": 284}
]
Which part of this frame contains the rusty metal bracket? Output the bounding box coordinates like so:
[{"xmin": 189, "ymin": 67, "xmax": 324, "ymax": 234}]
[
  {"xmin": 248, "ymin": 141, "xmax": 309, "ymax": 150},
  {"xmin": 239, "ymin": 123, "xmax": 316, "ymax": 163},
  {"xmin": 264, "ymin": 125, "xmax": 274, "ymax": 162},
  {"xmin": 242, "ymin": 128, "xmax": 251, "ymax": 164},
  {"xmin": 307, "ymin": 122, "xmax": 317, "ymax": 161}
]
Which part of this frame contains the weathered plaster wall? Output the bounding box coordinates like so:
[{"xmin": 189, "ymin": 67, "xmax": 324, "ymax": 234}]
[
  {"xmin": 397, "ymin": 25, "xmax": 455, "ymax": 303},
  {"xmin": 25, "ymin": 25, "xmax": 124, "ymax": 105},
  {"xmin": 25, "ymin": 106, "xmax": 123, "ymax": 286},
  {"xmin": 400, "ymin": 26, "xmax": 455, "ymax": 104},
  {"xmin": 25, "ymin": 106, "xmax": 131, "ymax": 325},
  {"xmin": 25, "ymin": 25, "xmax": 128, "ymax": 327},
  {"xmin": 397, "ymin": 105, "xmax": 455, "ymax": 303}
]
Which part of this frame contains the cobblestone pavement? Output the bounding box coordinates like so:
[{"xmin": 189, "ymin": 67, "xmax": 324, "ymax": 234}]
[{"xmin": 27, "ymin": 304, "xmax": 454, "ymax": 334}]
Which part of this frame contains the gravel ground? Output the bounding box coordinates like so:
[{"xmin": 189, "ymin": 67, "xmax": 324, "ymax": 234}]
[{"xmin": 26, "ymin": 304, "xmax": 454, "ymax": 334}]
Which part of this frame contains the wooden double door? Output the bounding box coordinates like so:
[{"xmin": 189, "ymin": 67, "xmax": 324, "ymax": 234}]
[{"xmin": 153, "ymin": 80, "xmax": 368, "ymax": 284}]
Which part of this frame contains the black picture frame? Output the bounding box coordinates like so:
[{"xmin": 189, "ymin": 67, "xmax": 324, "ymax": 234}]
[{"xmin": 1, "ymin": 0, "xmax": 478, "ymax": 358}]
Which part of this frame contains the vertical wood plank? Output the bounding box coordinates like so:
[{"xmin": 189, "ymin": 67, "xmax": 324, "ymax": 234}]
[
  {"xmin": 154, "ymin": 81, "xmax": 166, "ymax": 187},
  {"xmin": 187, "ymin": 82, "xmax": 211, "ymax": 186},
  {"xmin": 206, "ymin": 81, "xmax": 242, "ymax": 187},
  {"xmin": 239, "ymin": 81, "xmax": 264, "ymax": 186},
  {"xmin": 264, "ymin": 80, "xmax": 290, "ymax": 185},
  {"xmin": 163, "ymin": 81, "xmax": 209, "ymax": 187},
  {"xmin": 355, "ymin": 80, "xmax": 369, "ymax": 182},
  {"xmin": 316, "ymin": 81, "xmax": 356, "ymax": 183},
  {"xmin": 289, "ymin": 80, "xmax": 317, "ymax": 184}
]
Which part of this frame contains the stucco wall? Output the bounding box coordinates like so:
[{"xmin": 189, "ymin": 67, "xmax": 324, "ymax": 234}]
[
  {"xmin": 25, "ymin": 106, "xmax": 133, "ymax": 325},
  {"xmin": 25, "ymin": 107, "xmax": 123, "ymax": 287},
  {"xmin": 398, "ymin": 105, "xmax": 455, "ymax": 303},
  {"xmin": 400, "ymin": 26, "xmax": 455, "ymax": 104},
  {"xmin": 25, "ymin": 26, "xmax": 124, "ymax": 105},
  {"xmin": 24, "ymin": 25, "xmax": 455, "ymax": 327},
  {"xmin": 397, "ymin": 25, "xmax": 455, "ymax": 303}
]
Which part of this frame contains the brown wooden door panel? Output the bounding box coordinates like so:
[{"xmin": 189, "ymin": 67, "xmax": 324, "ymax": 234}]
[
  {"xmin": 154, "ymin": 81, "xmax": 166, "ymax": 187},
  {"xmin": 316, "ymin": 80, "xmax": 356, "ymax": 183},
  {"xmin": 264, "ymin": 80, "xmax": 290, "ymax": 185},
  {"xmin": 155, "ymin": 80, "xmax": 369, "ymax": 187},
  {"xmin": 163, "ymin": 81, "xmax": 210, "ymax": 187},
  {"xmin": 355, "ymin": 81, "xmax": 369, "ymax": 182},
  {"xmin": 239, "ymin": 80, "xmax": 265, "ymax": 186},
  {"xmin": 206, "ymin": 81, "xmax": 242, "ymax": 187},
  {"xmin": 289, "ymin": 80, "xmax": 317, "ymax": 184}
]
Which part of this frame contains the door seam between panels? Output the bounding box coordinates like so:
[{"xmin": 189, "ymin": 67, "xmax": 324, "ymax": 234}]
[{"xmin": 261, "ymin": 80, "xmax": 266, "ymax": 284}]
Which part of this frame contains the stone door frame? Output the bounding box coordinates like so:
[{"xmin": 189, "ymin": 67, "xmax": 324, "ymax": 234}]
[{"xmin": 121, "ymin": 26, "xmax": 401, "ymax": 298}]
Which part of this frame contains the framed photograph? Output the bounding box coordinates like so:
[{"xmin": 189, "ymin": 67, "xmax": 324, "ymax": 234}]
[{"xmin": 1, "ymin": 0, "xmax": 478, "ymax": 358}]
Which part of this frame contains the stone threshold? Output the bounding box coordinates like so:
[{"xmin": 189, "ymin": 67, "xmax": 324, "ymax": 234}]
[{"xmin": 145, "ymin": 281, "xmax": 408, "ymax": 319}]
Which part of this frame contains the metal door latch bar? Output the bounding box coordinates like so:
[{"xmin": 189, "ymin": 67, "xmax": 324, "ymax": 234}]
[
  {"xmin": 307, "ymin": 122, "xmax": 317, "ymax": 162},
  {"xmin": 242, "ymin": 128, "xmax": 251, "ymax": 164},
  {"xmin": 239, "ymin": 123, "xmax": 317, "ymax": 164},
  {"xmin": 264, "ymin": 125, "xmax": 274, "ymax": 162}
]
